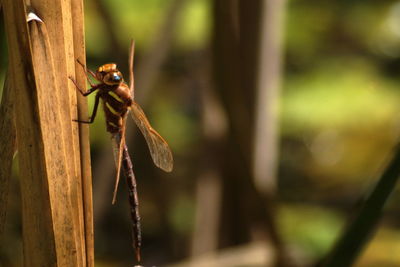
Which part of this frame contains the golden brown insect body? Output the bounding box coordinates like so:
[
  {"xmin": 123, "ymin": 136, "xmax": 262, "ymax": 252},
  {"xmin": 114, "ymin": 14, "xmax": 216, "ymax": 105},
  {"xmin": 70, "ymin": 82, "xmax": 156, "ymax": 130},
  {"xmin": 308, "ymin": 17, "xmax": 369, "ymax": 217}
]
[{"xmin": 95, "ymin": 63, "xmax": 133, "ymax": 134}]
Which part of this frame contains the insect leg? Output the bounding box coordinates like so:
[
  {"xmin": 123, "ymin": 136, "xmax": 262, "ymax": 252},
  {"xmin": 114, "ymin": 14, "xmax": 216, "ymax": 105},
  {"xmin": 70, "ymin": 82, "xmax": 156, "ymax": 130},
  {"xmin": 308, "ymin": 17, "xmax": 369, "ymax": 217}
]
[
  {"xmin": 77, "ymin": 59, "xmax": 98, "ymax": 86},
  {"xmin": 69, "ymin": 76, "xmax": 100, "ymax": 96},
  {"xmin": 73, "ymin": 93, "xmax": 100, "ymax": 124}
]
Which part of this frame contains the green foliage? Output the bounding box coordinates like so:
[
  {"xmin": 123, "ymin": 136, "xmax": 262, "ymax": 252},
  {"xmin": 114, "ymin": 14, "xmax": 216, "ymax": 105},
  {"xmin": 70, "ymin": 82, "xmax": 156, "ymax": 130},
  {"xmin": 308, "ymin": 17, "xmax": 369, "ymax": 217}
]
[
  {"xmin": 282, "ymin": 58, "xmax": 400, "ymax": 135},
  {"xmin": 84, "ymin": 0, "xmax": 209, "ymax": 57},
  {"xmin": 150, "ymin": 98, "xmax": 199, "ymax": 153},
  {"xmin": 279, "ymin": 204, "xmax": 343, "ymax": 258},
  {"xmin": 168, "ymin": 194, "xmax": 195, "ymax": 235},
  {"xmin": 175, "ymin": 0, "xmax": 211, "ymax": 49},
  {"xmin": 280, "ymin": 57, "xmax": 400, "ymax": 189}
]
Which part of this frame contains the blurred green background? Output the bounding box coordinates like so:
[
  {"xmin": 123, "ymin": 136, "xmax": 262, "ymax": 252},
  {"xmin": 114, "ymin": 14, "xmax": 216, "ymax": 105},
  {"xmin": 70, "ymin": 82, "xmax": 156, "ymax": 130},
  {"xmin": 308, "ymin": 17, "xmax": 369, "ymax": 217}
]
[{"xmin": 2, "ymin": 0, "xmax": 400, "ymax": 266}]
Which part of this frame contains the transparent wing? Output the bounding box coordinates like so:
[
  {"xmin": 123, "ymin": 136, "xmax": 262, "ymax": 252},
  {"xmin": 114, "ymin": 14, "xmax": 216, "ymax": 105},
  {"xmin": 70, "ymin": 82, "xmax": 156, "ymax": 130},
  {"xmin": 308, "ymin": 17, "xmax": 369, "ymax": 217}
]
[
  {"xmin": 111, "ymin": 117, "xmax": 127, "ymax": 204},
  {"xmin": 130, "ymin": 101, "xmax": 173, "ymax": 172}
]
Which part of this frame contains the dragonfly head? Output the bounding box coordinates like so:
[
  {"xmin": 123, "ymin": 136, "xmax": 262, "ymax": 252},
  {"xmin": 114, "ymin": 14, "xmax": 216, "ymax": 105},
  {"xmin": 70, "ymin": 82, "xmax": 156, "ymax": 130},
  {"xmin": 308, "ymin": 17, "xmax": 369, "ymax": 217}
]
[{"xmin": 96, "ymin": 63, "xmax": 124, "ymax": 85}]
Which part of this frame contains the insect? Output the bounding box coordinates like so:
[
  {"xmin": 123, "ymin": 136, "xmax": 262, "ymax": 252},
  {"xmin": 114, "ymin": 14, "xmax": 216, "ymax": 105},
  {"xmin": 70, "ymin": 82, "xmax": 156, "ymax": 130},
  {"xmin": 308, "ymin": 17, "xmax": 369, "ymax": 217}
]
[{"xmin": 69, "ymin": 40, "xmax": 173, "ymax": 262}]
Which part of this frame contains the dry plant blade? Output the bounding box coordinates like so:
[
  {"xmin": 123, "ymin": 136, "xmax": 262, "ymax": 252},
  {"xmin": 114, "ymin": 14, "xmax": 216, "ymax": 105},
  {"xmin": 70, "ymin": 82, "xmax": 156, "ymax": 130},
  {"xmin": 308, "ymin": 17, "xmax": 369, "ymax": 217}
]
[
  {"xmin": 4, "ymin": 1, "xmax": 59, "ymax": 264},
  {"xmin": 29, "ymin": 1, "xmax": 88, "ymax": 264},
  {"xmin": 3, "ymin": 0, "xmax": 90, "ymax": 265},
  {"xmin": 0, "ymin": 71, "xmax": 17, "ymax": 240},
  {"xmin": 71, "ymin": 0, "xmax": 94, "ymax": 264},
  {"xmin": 29, "ymin": 17, "xmax": 79, "ymax": 267}
]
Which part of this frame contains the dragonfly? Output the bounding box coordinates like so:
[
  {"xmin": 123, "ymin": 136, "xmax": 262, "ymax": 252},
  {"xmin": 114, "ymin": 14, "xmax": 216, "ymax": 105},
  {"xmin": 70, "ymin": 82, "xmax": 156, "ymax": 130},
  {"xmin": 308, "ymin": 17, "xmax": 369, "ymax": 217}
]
[{"xmin": 69, "ymin": 40, "xmax": 173, "ymax": 262}]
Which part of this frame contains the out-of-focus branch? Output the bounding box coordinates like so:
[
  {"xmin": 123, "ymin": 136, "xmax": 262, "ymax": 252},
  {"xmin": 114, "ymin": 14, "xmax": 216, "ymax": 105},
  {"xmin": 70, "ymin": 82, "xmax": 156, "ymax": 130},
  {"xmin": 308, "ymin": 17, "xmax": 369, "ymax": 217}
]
[
  {"xmin": 90, "ymin": 0, "xmax": 123, "ymax": 62},
  {"xmin": 321, "ymin": 145, "xmax": 400, "ymax": 267},
  {"xmin": 212, "ymin": 1, "xmax": 293, "ymax": 266},
  {"xmin": 135, "ymin": 0, "xmax": 187, "ymax": 102},
  {"xmin": 252, "ymin": 0, "xmax": 286, "ymax": 194},
  {"xmin": 191, "ymin": 62, "xmax": 227, "ymax": 256},
  {"xmin": 212, "ymin": 0, "xmax": 258, "ymax": 252}
]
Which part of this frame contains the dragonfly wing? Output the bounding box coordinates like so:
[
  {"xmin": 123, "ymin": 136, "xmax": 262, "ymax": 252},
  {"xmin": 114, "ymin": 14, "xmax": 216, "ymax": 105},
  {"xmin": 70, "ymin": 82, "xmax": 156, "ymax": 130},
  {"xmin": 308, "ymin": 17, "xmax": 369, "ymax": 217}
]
[
  {"xmin": 130, "ymin": 101, "xmax": 173, "ymax": 172},
  {"xmin": 111, "ymin": 117, "xmax": 127, "ymax": 204}
]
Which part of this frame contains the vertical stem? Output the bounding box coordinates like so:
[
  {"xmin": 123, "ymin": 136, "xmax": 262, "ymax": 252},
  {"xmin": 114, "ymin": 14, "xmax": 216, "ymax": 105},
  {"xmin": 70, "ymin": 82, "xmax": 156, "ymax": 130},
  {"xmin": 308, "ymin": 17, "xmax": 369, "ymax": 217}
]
[
  {"xmin": 191, "ymin": 84, "xmax": 226, "ymax": 256},
  {"xmin": 212, "ymin": 1, "xmax": 292, "ymax": 266},
  {"xmin": 253, "ymin": 0, "xmax": 286, "ymax": 193}
]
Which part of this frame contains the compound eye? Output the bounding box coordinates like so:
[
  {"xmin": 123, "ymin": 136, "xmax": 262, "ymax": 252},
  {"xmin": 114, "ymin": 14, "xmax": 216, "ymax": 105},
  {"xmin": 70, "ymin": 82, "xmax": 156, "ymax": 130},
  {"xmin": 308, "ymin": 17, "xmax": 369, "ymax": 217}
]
[{"xmin": 112, "ymin": 73, "xmax": 122, "ymax": 82}]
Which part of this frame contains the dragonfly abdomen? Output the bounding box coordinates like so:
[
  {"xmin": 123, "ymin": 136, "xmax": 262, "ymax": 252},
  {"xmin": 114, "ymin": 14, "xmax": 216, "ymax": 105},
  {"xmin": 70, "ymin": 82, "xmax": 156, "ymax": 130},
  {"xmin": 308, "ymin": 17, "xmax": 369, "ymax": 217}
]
[{"xmin": 103, "ymin": 103, "xmax": 124, "ymax": 133}]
